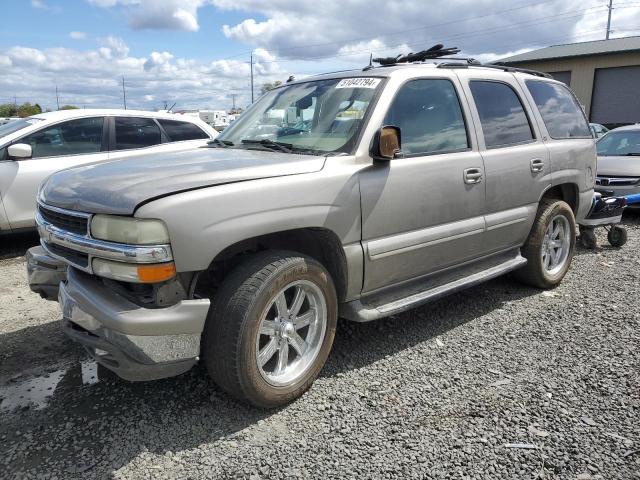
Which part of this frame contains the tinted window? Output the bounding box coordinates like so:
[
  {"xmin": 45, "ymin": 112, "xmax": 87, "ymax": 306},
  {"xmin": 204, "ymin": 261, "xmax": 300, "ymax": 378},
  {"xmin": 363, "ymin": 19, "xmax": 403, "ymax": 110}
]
[
  {"xmin": 19, "ymin": 117, "xmax": 104, "ymax": 158},
  {"xmin": 114, "ymin": 117, "xmax": 162, "ymax": 150},
  {"xmin": 158, "ymin": 119, "xmax": 209, "ymax": 141},
  {"xmin": 470, "ymin": 81, "xmax": 534, "ymax": 148},
  {"xmin": 384, "ymin": 79, "xmax": 468, "ymax": 155},
  {"xmin": 526, "ymin": 80, "xmax": 591, "ymax": 139}
]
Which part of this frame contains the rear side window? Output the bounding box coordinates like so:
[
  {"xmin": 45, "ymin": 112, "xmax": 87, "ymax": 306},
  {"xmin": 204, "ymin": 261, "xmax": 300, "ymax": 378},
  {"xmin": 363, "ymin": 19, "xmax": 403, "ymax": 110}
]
[
  {"xmin": 158, "ymin": 119, "xmax": 209, "ymax": 141},
  {"xmin": 525, "ymin": 80, "xmax": 591, "ymax": 139},
  {"xmin": 470, "ymin": 81, "xmax": 534, "ymax": 148},
  {"xmin": 114, "ymin": 117, "xmax": 162, "ymax": 150},
  {"xmin": 384, "ymin": 79, "xmax": 468, "ymax": 155},
  {"xmin": 19, "ymin": 117, "xmax": 104, "ymax": 158}
]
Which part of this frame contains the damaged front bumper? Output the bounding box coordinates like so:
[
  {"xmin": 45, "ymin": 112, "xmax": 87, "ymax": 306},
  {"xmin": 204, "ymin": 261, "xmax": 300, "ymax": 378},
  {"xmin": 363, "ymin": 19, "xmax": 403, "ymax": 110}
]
[
  {"xmin": 27, "ymin": 246, "xmax": 211, "ymax": 381},
  {"xmin": 26, "ymin": 246, "xmax": 67, "ymax": 300}
]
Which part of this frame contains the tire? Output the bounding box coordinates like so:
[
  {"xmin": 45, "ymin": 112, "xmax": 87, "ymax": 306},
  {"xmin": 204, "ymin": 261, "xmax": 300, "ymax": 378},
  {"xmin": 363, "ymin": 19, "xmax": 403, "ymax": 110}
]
[
  {"xmin": 515, "ymin": 199, "xmax": 576, "ymax": 289},
  {"xmin": 202, "ymin": 251, "xmax": 337, "ymax": 408},
  {"xmin": 579, "ymin": 227, "xmax": 598, "ymax": 249},
  {"xmin": 607, "ymin": 226, "xmax": 628, "ymax": 247}
]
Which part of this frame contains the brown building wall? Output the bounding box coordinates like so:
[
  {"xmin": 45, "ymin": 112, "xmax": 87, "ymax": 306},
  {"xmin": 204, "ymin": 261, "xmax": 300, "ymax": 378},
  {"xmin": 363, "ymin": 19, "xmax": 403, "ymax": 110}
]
[{"xmin": 506, "ymin": 51, "xmax": 640, "ymax": 119}]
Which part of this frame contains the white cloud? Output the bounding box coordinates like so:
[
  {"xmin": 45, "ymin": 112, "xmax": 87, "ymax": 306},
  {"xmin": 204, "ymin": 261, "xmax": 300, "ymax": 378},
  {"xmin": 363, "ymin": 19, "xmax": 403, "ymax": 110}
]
[
  {"xmin": 98, "ymin": 36, "xmax": 130, "ymax": 59},
  {"xmin": 0, "ymin": 39, "xmax": 283, "ymax": 111},
  {"xmin": 88, "ymin": 0, "xmax": 208, "ymax": 31},
  {"xmin": 69, "ymin": 31, "xmax": 87, "ymax": 40},
  {"xmin": 31, "ymin": 0, "xmax": 48, "ymax": 9}
]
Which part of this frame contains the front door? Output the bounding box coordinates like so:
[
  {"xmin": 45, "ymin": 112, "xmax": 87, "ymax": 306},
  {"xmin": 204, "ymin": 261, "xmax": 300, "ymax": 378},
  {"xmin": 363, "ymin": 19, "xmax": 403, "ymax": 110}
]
[{"xmin": 359, "ymin": 77, "xmax": 486, "ymax": 293}]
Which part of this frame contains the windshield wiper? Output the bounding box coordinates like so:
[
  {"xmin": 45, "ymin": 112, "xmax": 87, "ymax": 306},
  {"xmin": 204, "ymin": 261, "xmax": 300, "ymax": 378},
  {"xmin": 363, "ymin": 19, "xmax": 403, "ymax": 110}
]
[
  {"xmin": 208, "ymin": 138, "xmax": 234, "ymax": 148},
  {"xmin": 623, "ymin": 152, "xmax": 640, "ymax": 156},
  {"xmin": 241, "ymin": 139, "xmax": 293, "ymax": 153}
]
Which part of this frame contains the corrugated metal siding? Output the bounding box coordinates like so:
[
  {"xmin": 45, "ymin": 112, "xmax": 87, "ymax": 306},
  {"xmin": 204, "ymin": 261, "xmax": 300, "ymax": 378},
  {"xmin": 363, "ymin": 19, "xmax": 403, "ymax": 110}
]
[{"xmin": 591, "ymin": 66, "xmax": 640, "ymax": 124}]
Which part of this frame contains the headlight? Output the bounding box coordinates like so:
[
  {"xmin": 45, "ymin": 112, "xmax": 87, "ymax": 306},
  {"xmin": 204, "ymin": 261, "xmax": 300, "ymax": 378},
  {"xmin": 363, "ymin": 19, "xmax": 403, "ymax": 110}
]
[
  {"xmin": 91, "ymin": 215, "xmax": 170, "ymax": 245},
  {"xmin": 92, "ymin": 258, "xmax": 176, "ymax": 283}
]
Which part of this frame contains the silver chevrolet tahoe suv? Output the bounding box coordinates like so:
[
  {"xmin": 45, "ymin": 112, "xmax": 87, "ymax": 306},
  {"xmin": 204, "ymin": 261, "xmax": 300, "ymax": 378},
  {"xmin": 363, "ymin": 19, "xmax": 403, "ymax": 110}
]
[{"xmin": 27, "ymin": 61, "xmax": 596, "ymax": 407}]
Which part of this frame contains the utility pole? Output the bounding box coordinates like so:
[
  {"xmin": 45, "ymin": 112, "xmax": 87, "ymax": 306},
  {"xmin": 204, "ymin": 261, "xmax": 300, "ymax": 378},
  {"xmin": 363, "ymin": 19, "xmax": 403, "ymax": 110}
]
[
  {"xmin": 606, "ymin": 0, "xmax": 613, "ymax": 40},
  {"xmin": 122, "ymin": 76, "xmax": 127, "ymax": 110},
  {"xmin": 55, "ymin": 85, "xmax": 60, "ymax": 110},
  {"xmin": 250, "ymin": 52, "xmax": 254, "ymax": 104}
]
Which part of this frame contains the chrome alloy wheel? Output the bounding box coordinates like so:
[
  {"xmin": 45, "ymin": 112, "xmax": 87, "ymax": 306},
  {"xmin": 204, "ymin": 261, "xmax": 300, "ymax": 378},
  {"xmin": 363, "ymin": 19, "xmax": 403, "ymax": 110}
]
[
  {"xmin": 541, "ymin": 214, "xmax": 571, "ymax": 275},
  {"xmin": 256, "ymin": 280, "xmax": 327, "ymax": 387}
]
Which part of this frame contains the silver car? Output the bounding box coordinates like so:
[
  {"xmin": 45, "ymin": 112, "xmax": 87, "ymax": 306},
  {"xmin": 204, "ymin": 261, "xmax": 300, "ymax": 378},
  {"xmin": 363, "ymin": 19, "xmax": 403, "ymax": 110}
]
[
  {"xmin": 595, "ymin": 124, "xmax": 640, "ymax": 205},
  {"xmin": 28, "ymin": 63, "xmax": 596, "ymax": 407}
]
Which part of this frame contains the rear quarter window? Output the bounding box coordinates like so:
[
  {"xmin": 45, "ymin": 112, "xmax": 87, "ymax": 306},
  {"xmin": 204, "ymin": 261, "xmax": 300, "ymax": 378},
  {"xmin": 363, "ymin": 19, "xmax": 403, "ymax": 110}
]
[
  {"xmin": 525, "ymin": 80, "xmax": 591, "ymax": 139},
  {"xmin": 158, "ymin": 119, "xmax": 209, "ymax": 142}
]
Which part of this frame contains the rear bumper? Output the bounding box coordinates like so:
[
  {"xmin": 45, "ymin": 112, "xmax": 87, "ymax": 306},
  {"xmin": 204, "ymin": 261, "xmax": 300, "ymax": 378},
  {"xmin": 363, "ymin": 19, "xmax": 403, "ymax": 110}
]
[
  {"xmin": 26, "ymin": 246, "xmax": 67, "ymax": 301},
  {"xmin": 58, "ymin": 267, "xmax": 210, "ymax": 381}
]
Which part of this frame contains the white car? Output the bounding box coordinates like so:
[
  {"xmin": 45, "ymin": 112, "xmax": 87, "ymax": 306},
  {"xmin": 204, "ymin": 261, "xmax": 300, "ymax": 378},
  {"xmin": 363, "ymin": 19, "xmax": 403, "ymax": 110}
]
[{"xmin": 0, "ymin": 109, "xmax": 217, "ymax": 232}]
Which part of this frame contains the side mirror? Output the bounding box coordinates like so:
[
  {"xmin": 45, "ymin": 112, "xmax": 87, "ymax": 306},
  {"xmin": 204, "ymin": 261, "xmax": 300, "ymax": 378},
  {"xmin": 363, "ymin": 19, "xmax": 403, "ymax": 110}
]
[
  {"xmin": 371, "ymin": 126, "xmax": 401, "ymax": 161},
  {"xmin": 8, "ymin": 143, "xmax": 32, "ymax": 159}
]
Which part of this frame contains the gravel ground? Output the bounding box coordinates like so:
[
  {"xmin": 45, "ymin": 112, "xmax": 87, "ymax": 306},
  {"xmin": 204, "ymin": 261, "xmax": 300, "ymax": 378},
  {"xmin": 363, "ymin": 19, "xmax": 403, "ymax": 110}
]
[{"xmin": 0, "ymin": 217, "xmax": 638, "ymax": 480}]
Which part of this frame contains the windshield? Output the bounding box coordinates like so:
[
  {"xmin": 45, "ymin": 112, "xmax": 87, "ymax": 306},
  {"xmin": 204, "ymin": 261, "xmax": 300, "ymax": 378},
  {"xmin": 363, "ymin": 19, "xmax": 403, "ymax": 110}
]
[
  {"xmin": 597, "ymin": 130, "xmax": 640, "ymax": 156},
  {"xmin": 0, "ymin": 117, "xmax": 44, "ymax": 140},
  {"xmin": 216, "ymin": 77, "xmax": 383, "ymax": 154}
]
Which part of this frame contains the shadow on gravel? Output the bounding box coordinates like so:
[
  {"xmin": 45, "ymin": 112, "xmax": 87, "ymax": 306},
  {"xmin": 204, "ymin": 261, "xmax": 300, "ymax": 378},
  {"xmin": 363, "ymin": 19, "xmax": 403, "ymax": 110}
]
[
  {"xmin": 0, "ymin": 230, "xmax": 39, "ymax": 260},
  {"xmin": 325, "ymin": 275, "xmax": 538, "ymax": 377},
  {"xmin": 0, "ymin": 275, "xmax": 541, "ymax": 478}
]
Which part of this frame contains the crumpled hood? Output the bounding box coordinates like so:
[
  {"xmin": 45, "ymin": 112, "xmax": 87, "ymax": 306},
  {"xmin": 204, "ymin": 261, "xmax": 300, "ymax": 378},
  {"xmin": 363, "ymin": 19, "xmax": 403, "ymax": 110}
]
[
  {"xmin": 597, "ymin": 155, "xmax": 640, "ymax": 177},
  {"xmin": 40, "ymin": 147, "xmax": 326, "ymax": 215}
]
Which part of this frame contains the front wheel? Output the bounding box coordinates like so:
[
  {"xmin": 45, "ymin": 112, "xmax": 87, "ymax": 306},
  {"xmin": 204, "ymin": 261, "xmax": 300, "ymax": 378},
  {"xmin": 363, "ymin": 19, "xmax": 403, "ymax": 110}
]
[
  {"xmin": 515, "ymin": 199, "xmax": 576, "ymax": 289},
  {"xmin": 202, "ymin": 251, "xmax": 337, "ymax": 408}
]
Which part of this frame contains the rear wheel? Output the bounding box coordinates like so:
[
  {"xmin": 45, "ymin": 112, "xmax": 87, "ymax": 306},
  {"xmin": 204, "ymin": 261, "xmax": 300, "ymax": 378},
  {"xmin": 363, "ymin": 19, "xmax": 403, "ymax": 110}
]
[
  {"xmin": 202, "ymin": 251, "xmax": 337, "ymax": 408},
  {"xmin": 515, "ymin": 199, "xmax": 576, "ymax": 289}
]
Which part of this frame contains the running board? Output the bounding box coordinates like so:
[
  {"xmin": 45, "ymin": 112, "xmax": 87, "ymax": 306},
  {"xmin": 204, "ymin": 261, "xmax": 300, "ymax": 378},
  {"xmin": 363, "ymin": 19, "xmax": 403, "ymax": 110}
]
[{"xmin": 340, "ymin": 250, "xmax": 527, "ymax": 322}]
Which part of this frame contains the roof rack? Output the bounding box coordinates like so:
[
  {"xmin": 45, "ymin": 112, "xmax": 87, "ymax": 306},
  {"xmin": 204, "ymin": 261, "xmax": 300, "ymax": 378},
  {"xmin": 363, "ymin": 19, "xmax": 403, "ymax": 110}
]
[
  {"xmin": 371, "ymin": 44, "xmax": 460, "ymax": 66},
  {"xmin": 481, "ymin": 63, "xmax": 552, "ymax": 78},
  {"xmin": 362, "ymin": 44, "xmax": 552, "ymax": 79}
]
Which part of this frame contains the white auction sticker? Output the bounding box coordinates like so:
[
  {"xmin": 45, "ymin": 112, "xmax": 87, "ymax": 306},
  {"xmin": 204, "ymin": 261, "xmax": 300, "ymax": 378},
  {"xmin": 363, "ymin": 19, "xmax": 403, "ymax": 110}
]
[{"xmin": 335, "ymin": 78, "xmax": 381, "ymax": 89}]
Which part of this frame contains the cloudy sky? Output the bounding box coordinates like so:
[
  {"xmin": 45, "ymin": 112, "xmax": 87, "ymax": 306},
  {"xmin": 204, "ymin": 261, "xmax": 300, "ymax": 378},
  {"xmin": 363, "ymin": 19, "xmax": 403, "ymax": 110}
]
[{"xmin": 2, "ymin": 0, "xmax": 640, "ymax": 111}]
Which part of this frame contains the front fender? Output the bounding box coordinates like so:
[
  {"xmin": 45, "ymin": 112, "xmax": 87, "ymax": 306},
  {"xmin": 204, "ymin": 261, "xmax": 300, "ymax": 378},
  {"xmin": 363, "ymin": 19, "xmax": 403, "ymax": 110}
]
[{"xmin": 135, "ymin": 165, "xmax": 363, "ymax": 272}]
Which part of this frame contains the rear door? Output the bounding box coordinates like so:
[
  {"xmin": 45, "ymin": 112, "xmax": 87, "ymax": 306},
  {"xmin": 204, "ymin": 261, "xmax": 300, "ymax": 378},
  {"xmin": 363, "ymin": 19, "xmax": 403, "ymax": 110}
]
[
  {"xmin": 1, "ymin": 116, "xmax": 107, "ymax": 228},
  {"xmin": 359, "ymin": 76, "xmax": 486, "ymax": 292},
  {"xmin": 457, "ymin": 70, "xmax": 551, "ymax": 253},
  {"xmin": 107, "ymin": 117, "xmax": 211, "ymax": 161}
]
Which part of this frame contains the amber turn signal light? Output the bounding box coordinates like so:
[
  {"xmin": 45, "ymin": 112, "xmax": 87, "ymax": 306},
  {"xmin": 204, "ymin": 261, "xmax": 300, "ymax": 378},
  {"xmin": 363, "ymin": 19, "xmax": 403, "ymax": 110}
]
[{"xmin": 136, "ymin": 262, "xmax": 177, "ymax": 283}]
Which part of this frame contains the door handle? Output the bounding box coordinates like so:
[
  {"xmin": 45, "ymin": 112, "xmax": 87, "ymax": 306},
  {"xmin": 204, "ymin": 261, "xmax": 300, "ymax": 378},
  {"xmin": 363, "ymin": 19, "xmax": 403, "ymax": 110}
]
[
  {"xmin": 463, "ymin": 168, "xmax": 483, "ymax": 184},
  {"xmin": 530, "ymin": 158, "xmax": 544, "ymax": 173}
]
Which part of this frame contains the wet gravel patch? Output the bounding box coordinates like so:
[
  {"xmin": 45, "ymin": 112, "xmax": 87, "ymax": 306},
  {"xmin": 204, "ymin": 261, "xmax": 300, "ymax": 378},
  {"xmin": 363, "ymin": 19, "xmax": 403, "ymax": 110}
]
[{"xmin": 0, "ymin": 215, "xmax": 638, "ymax": 479}]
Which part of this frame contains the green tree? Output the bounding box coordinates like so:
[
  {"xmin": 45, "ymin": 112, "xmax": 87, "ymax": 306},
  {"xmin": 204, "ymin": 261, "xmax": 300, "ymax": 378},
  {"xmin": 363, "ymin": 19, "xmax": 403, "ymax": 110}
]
[
  {"xmin": 17, "ymin": 102, "xmax": 42, "ymax": 117},
  {"xmin": 260, "ymin": 80, "xmax": 282, "ymax": 95},
  {"xmin": 0, "ymin": 103, "xmax": 18, "ymax": 117},
  {"xmin": 59, "ymin": 105, "xmax": 79, "ymax": 110}
]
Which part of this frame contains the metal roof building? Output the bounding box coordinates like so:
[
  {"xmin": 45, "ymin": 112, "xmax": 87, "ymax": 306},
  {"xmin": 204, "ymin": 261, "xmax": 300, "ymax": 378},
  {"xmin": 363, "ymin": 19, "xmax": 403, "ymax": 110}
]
[{"xmin": 500, "ymin": 36, "xmax": 640, "ymax": 128}]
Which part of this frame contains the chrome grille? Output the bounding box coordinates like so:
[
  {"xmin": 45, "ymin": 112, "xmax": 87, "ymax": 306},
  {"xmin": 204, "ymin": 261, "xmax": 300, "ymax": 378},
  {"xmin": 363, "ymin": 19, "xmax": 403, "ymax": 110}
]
[
  {"xmin": 38, "ymin": 204, "xmax": 89, "ymax": 236},
  {"xmin": 595, "ymin": 176, "xmax": 639, "ymax": 187},
  {"xmin": 44, "ymin": 241, "xmax": 89, "ymax": 269}
]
